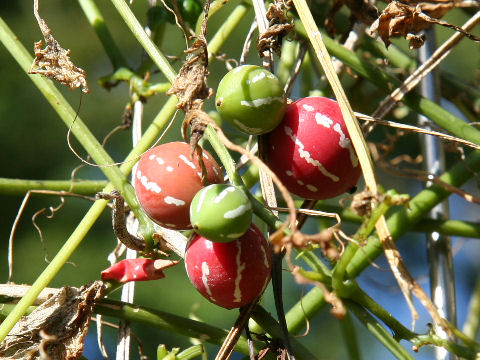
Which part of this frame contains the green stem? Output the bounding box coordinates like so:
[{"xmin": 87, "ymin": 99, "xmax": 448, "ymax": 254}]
[
  {"xmin": 276, "ymin": 40, "xmax": 299, "ymax": 85},
  {"xmin": 95, "ymin": 299, "xmax": 254, "ymax": 355},
  {"xmin": 195, "ymin": 0, "xmax": 234, "ymax": 35},
  {"xmin": 285, "ymin": 286, "xmax": 326, "ymax": 335},
  {"xmin": 0, "ymin": 95, "xmax": 178, "ymax": 342},
  {"xmin": 207, "ymin": 3, "xmax": 249, "ymax": 60},
  {"xmin": 251, "ymin": 306, "xmax": 320, "ymax": 360},
  {"xmin": 332, "ymin": 197, "xmax": 393, "ymax": 297},
  {"xmin": 339, "ymin": 312, "xmax": 362, "ymax": 360},
  {"xmin": 0, "ymin": 15, "xmax": 154, "ymax": 241},
  {"xmin": 176, "ymin": 345, "xmax": 204, "ymax": 360},
  {"xmin": 78, "ymin": 0, "xmax": 128, "ymax": 68},
  {"xmin": 346, "ymin": 301, "xmax": 416, "ymax": 360},
  {"xmin": 297, "ymin": 250, "xmax": 332, "ymax": 280},
  {"xmin": 109, "ymin": 0, "xmax": 177, "ymax": 83},
  {"xmin": 463, "ymin": 273, "xmax": 480, "ymax": 340},
  {"xmin": 98, "ymin": 67, "xmax": 171, "ymax": 96},
  {"xmin": 346, "ymin": 150, "xmax": 480, "ymax": 278},
  {"xmin": 314, "ymin": 203, "xmax": 480, "ymax": 239},
  {"xmin": 0, "ymin": 178, "xmax": 108, "ymax": 195},
  {"xmin": 351, "ymin": 286, "xmax": 416, "ymax": 341},
  {"xmin": 361, "ymin": 36, "xmax": 480, "ymax": 112},
  {"xmin": 0, "ymin": 197, "xmax": 111, "ymax": 342},
  {"xmin": 0, "ymin": 15, "xmax": 179, "ymax": 339}
]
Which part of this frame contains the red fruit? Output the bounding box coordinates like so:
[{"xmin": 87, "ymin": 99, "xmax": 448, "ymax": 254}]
[
  {"xmin": 185, "ymin": 224, "xmax": 272, "ymax": 309},
  {"xmin": 266, "ymin": 97, "xmax": 361, "ymax": 200},
  {"xmin": 101, "ymin": 258, "xmax": 179, "ymax": 283},
  {"xmin": 135, "ymin": 142, "xmax": 223, "ymax": 229}
]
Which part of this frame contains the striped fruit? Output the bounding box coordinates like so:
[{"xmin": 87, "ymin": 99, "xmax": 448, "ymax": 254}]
[
  {"xmin": 215, "ymin": 65, "xmax": 286, "ymax": 135},
  {"xmin": 135, "ymin": 142, "xmax": 223, "ymax": 230},
  {"xmin": 190, "ymin": 184, "xmax": 253, "ymax": 243},
  {"xmin": 266, "ymin": 97, "xmax": 362, "ymax": 200},
  {"xmin": 185, "ymin": 224, "xmax": 272, "ymax": 309}
]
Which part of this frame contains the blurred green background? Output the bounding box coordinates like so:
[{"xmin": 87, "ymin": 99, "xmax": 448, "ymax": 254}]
[{"xmin": 1, "ymin": 1, "xmax": 479, "ymax": 359}]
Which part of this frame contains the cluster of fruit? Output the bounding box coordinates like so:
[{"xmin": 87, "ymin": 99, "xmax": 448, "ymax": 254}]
[{"xmin": 112, "ymin": 64, "xmax": 362, "ymax": 309}]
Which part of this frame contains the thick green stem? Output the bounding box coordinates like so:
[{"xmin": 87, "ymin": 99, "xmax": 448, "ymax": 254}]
[
  {"xmin": 346, "ymin": 301, "xmax": 416, "ymax": 360},
  {"xmin": 78, "ymin": 0, "xmax": 128, "ymax": 68},
  {"xmin": 339, "ymin": 312, "xmax": 362, "ymax": 360},
  {"xmin": 463, "ymin": 274, "xmax": 480, "ymax": 339},
  {"xmin": 0, "ymin": 16, "xmax": 154, "ymax": 241},
  {"xmin": 285, "ymin": 286, "xmax": 326, "ymax": 335},
  {"xmin": 0, "ymin": 197, "xmax": 111, "ymax": 342},
  {"xmin": 251, "ymin": 306, "xmax": 320, "ymax": 360},
  {"xmin": 314, "ymin": 203, "xmax": 480, "ymax": 239},
  {"xmin": 0, "ymin": 16, "xmax": 179, "ymax": 340},
  {"xmin": 332, "ymin": 198, "xmax": 393, "ymax": 297},
  {"xmin": 0, "ymin": 178, "xmax": 107, "ymax": 195},
  {"xmin": 347, "ymin": 150, "xmax": 480, "ymax": 278},
  {"xmin": 95, "ymin": 299, "xmax": 254, "ymax": 355},
  {"xmin": 351, "ymin": 286, "xmax": 416, "ymax": 341},
  {"xmin": 109, "ymin": 0, "xmax": 177, "ymax": 83},
  {"xmin": 207, "ymin": 3, "xmax": 249, "ymax": 61}
]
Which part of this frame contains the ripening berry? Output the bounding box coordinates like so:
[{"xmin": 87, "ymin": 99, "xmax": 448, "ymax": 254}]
[
  {"xmin": 135, "ymin": 142, "xmax": 223, "ymax": 229},
  {"xmin": 266, "ymin": 97, "xmax": 361, "ymax": 199}
]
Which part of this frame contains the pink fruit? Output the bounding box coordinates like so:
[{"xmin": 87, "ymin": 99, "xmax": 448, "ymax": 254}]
[
  {"xmin": 266, "ymin": 97, "xmax": 361, "ymax": 200},
  {"xmin": 185, "ymin": 225, "xmax": 272, "ymax": 309},
  {"xmin": 135, "ymin": 142, "xmax": 223, "ymax": 230}
]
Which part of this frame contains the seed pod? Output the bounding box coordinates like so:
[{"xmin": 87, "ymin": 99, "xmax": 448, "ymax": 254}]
[
  {"xmin": 135, "ymin": 142, "xmax": 223, "ymax": 230},
  {"xmin": 185, "ymin": 225, "xmax": 272, "ymax": 309},
  {"xmin": 190, "ymin": 184, "xmax": 253, "ymax": 243},
  {"xmin": 266, "ymin": 97, "xmax": 362, "ymax": 200},
  {"xmin": 215, "ymin": 65, "xmax": 286, "ymax": 135}
]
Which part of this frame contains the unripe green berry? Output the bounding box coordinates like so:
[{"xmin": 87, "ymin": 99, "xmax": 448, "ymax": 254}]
[
  {"xmin": 190, "ymin": 184, "xmax": 253, "ymax": 243},
  {"xmin": 215, "ymin": 65, "xmax": 286, "ymax": 135}
]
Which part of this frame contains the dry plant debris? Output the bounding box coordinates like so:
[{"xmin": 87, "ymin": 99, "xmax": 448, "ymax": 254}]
[
  {"xmin": 0, "ymin": 281, "xmax": 105, "ymax": 360},
  {"xmin": 29, "ymin": 0, "xmax": 89, "ymax": 93},
  {"xmin": 325, "ymin": 0, "xmax": 379, "ymax": 35},
  {"xmin": 370, "ymin": 0, "xmax": 480, "ymax": 48},
  {"xmin": 167, "ymin": 0, "xmax": 213, "ymax": 159},
  {"xmin": 257, "ymin": 0, "xmax": 295, "ymax": 57}
]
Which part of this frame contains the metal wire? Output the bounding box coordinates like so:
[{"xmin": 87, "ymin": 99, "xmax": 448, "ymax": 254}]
[{"xmin": 419, "ymin": 27, "xmax": 457, "ymax": 360}]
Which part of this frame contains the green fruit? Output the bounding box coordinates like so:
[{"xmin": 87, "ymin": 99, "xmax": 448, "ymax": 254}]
[
  {"xmin": 190, "ymin": 184, "xmax": 253, "ymax": 243},
  {"xmin": 215, "ymin": 65, "xmax": 286, "ymax": 135}
]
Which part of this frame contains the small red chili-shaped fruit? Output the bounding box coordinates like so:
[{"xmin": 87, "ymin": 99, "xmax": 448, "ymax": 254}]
[
  {"xmin": 266, "ymin": 97, "xmax": 362, "ymax": 200},
  {"xmin": 101, "ymin": 258, "xmax": 179, "ymax": 283},
  {"xmin": 135, "ymin": 142, "xmax": 223, "ymax": 230},
  {"xmin": 184, "ymin": 224, "xmax": 272, "ymax": 309}
]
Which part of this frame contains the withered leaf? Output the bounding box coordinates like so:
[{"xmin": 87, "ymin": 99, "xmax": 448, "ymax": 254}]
[
  {"xmin": 325, "ymin": 0, "xmax": 379, "ymax": 36},
  {"xmin": 370, "ymin": 1, "xmax": 480, "ymax": 49},
  {"xmin": 29, "ymin": 3, "xmax": 89, "ymax": 93},
  {"xmin": 0, "ymin": 281, "xmax": 105, "ymax": 360},
  {"xmin": 257, "ymin": 0, "xmax": 294, "ymax": 57}
]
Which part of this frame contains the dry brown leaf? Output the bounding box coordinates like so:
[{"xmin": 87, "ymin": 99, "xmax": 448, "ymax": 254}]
[
  {"xmin": 325, "ymin": 0, "xmax": 379, "ymax": 36},
  {"xmin": 29, "ymin": 0, "xmax": 89, "ymax": 93},
  {"xmin": 257, "ymin": 0, "xmax": 295, "ymax": 57},
  {"xmin": 371, "ymin": 1, "xmax": 480, "ymax": 48},
  {"xmin": 0, "ymin": 281, "xmax": 105, "ymax": 359}
]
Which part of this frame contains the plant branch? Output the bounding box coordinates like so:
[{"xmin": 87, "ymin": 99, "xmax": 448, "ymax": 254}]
[
  {"xmin": 0, "ymin": 178, "xmax": 107, "ymax": 195},
  {"xmin": 78, "ymin": 0, "xmax": 128, "ymax": 69},
  {"xmin": 109, "ymin": 0, "xmax": 177, "ymax": 83}
]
